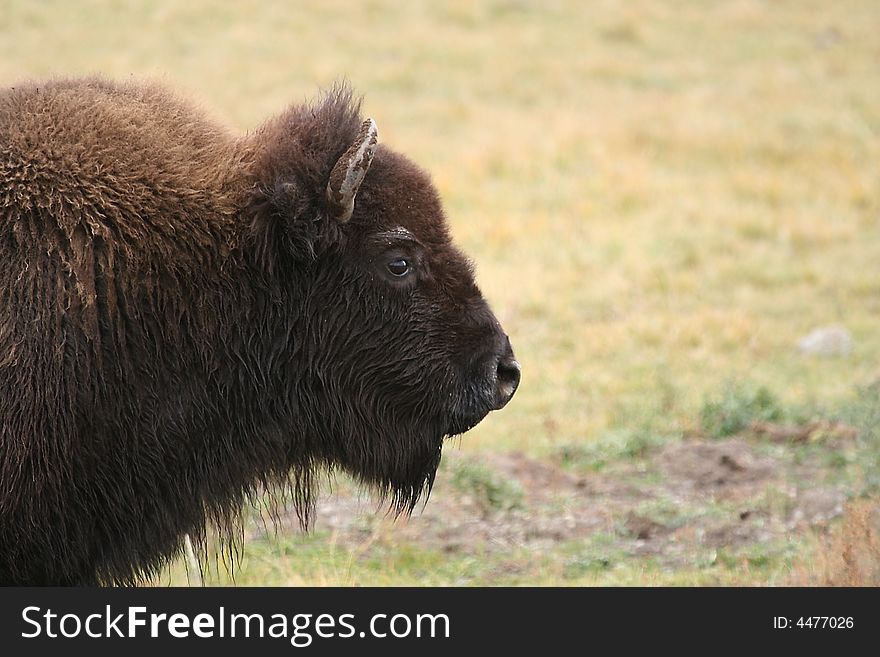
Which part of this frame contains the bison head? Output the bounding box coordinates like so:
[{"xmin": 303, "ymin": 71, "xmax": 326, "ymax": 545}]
[{"xmin": 249, "ymin": 89, "xmax": 519, "ymax": 512}]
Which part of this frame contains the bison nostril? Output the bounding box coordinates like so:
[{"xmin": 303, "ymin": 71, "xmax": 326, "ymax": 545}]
[{"xmin": 494, "ymin": 357, "xmax": 521, "ymax": 409}]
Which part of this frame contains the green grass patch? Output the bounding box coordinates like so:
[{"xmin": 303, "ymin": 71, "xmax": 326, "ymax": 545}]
[
  {"xmin": 700, "ymin": 382, "xmax": 785, "ymax": 438},
  {"xmin": 556, "ymin": 427, "xmax": 675, "ymax": 472},
  {"xmin": 445, "ymin": 458, "xmax": 524, "ymax": 514}
]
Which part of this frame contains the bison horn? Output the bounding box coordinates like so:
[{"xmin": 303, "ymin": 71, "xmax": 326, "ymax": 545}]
[{"xmin": 326, "ymin": 118, "xmax": 378, "ymax": 223}]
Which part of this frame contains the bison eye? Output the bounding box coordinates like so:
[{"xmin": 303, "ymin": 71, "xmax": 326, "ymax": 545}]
[{"xmin": 387, "ymin": 258, "xmax": 410, "ymax": 277}]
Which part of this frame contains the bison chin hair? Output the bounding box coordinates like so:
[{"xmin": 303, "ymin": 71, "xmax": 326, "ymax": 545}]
[
  {"xmin": 322, "ymin": 416, "xmax": 448, "ymax": 518},
  {"xmin": 178, "ymin": 422, "xmax": 445, "ymax": 582},
  {"xmin": 341, "ymin": 437, "xmax": 445, "ymax": 518}
]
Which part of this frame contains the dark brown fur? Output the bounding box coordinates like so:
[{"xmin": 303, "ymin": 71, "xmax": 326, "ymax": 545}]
[{"xmin": 0, "ymin": 77, "xmax": 517, "ymax": 585}]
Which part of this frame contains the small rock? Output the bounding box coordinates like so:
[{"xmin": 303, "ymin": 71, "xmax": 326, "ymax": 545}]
[{"xmin": 797, "ymin": 325, "xmax": 853, "ymax": 357}]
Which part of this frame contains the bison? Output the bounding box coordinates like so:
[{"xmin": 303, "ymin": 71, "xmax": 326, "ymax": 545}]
[{"xmin": 0, "ymin": 77, "xmax": 519, "ymax": 585}]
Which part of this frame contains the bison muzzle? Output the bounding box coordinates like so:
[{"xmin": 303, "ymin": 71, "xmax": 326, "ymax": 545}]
[{"xmin": 0, "ymin": 77, "xmax": 519, "ymax": 585}]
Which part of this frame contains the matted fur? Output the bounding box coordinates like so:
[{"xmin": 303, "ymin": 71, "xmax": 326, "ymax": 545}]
[{"xmin": 0, "ymin": 77, "xmax": 515, "ymax": 585}]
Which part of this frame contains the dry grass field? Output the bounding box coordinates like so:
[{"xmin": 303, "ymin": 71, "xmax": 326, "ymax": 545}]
[{"xmin": 2, "ymin": 0, "xmax": 877, "ymax": 585}]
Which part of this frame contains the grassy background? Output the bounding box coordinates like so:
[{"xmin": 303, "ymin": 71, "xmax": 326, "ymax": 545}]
[{"xmin": 2, "ymin": 0, "xmax": 877, "ymax": 585}]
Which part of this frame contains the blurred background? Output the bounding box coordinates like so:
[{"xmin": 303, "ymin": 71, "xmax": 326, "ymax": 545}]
[{"xmin": 2, "ymin": 0, "xmax": 877, "ymax": 585}]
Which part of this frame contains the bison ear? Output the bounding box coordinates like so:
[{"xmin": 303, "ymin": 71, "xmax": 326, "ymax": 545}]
[{"xmin": 325, "ymin": 118, "xmax": 378, "ymax": 223}]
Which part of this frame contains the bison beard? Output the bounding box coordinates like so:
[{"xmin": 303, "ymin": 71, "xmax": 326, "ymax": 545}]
[{"xmin": 0, "ymin": 77, "xmax": 518, "ymax": 585}]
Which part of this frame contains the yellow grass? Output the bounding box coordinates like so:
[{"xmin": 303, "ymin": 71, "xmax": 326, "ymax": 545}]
[
  {"xmin": 790, "ymin": 498, "xmax": 880, "ymax": 586},
  {"xmin": 2, "ymin": 0, "xmax": 878, "ymax": 584}
]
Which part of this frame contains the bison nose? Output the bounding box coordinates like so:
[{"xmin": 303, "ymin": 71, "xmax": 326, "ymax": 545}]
[{"xmin": 493, "ymin": 351, "xmax": 521, "ymax": 410}]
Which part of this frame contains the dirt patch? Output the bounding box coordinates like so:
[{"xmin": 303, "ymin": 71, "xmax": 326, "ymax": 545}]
[
  {"xmin": 483, "ymin": 451, "xmax": 587, "ymax": 499},
  {"xmin": 701, "ymin": 518, "xmax": 776, "ymax": 549},
  {"xmin": 787, "ymin": 487, "xmax": 846, "ymax": 528},
  {"xmin": 655, "ymin": 438, "xmax": 776, "ymax": 497},
  {"xmin": 750, "ymin": 420, "xmax": 859, "ymax": 444},
  {"xmin": 622, "ymin": 512, "xmax": 673, "ymax": 541}
]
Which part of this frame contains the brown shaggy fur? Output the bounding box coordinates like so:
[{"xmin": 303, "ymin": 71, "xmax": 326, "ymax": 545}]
[{"xmin": 0, "ymin": 77, "xmax": 518, "ymax": 585}]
